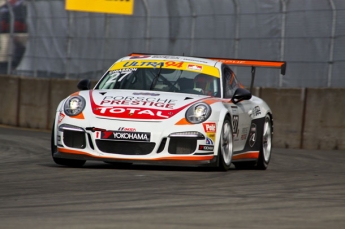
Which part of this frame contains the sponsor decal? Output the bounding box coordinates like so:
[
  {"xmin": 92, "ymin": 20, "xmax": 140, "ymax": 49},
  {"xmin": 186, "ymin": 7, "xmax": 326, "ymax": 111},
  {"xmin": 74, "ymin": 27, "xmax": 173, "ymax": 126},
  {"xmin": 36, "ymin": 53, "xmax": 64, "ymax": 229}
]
[
  {"xmin": 165, "ymin": 61, "xmax": 184, "ymax": 68},
  {"xmin": 187, "ymin": 64, "xmax": 203, "ymax": 71},
  {"xmin": 206, "ymin": 133, "xmax": 215, "ymax": 143},
  {"xmin": 100, "ymin": 96, "xmax": 177, "ymax": 109},
  {"xmin": 58, "ymin": 112, "xmax": 65, "ymax": 124},
  {"xmin": 253, "ymin": 106, "xmax": 261, "ymax": 117},
  {"xmin": 118, "ymin": 127, "xmax": 136, "ymax": 131},
  {"xmin": 231, "ymin": 106, "xmax": 238, "ymax": 113},
  {"xmin": 100, "ymin": 130, "xmax": 151, "ymax": 142},
  {"xmin": 205, "ymin": 137, "xmax": 214, "ymax": 145},
  {"xmin": 151, "ymin": 55, "xmax": 180, "ymax": 59},
  {"xmin": 123, "ymin": 61, "xmax": 184, "ymax": 68},
  {"xmin": 232, "ymin": 115, "xmax": 239, "ymax": 134},
  {"xmin": 94, "ymin": 107, "xmax": 171, "ymax": 119},
  {"xmin": 199, "ymin": 145, "xmax": 214, "ymax": 151},
  {"xmin": 240, "ymin": 127, "xmax": 248, "ymax": 141},
  {"xmin": 249, "ymin": 123, "xmax": 257, "ymax": 147},
  {"xmin": 202, "ymin": 123, "xmax": 216, "ymax": 133},
  {"xmin": 110, "ymin": 68, "xmax": 137, "ymax": 73},
  {"xmin": 129, "ymin": 55, "xmax": 151, "ymax": 59},
  {"xmin": 180, "ymin": 58, "xmax": 208, "ymax": 64},
  {"xmin": 132, "ymin": 92, "xmax": 160, "ymax": 96},
  {"xmin": 90, "ymin": 90, "xmax": 206, "ymax": 120}
]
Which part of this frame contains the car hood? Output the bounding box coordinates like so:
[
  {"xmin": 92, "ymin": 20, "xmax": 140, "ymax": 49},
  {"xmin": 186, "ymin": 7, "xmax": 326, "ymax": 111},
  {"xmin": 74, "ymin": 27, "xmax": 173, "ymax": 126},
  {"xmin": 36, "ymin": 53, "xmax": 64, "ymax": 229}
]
[{"xmin": 84, "ymin": 90, "xmax": 210, "ymax": 120}]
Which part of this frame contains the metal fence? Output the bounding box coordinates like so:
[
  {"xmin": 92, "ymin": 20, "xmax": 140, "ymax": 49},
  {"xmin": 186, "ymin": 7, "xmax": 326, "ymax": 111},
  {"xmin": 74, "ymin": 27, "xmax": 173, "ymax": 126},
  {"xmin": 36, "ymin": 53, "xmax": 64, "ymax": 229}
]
[{"xmin": 1, "ymin": 0, "xmax": 344, "ymax": 88}]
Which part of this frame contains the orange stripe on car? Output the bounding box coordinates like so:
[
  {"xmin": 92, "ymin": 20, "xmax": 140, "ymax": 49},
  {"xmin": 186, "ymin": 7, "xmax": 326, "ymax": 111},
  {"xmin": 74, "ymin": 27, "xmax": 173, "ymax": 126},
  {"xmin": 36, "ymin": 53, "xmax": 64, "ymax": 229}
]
[
  {"xmin": 70, "ymin": 112, "xmax": 85, "ymax": 119},
  {"xmin": 232, "ymin": 151, "xmax": 259, "ymax": 160},
  {"xmin": 175, "ymin": 118, "xmax": 191, "ymax": 125},
  {"xmin": 58, "ymin": 147, "xmax": 214, "ymax": 161},
  {"xmin": 70, "ymin": 91, "xmax": 80, "ymax": 96}
]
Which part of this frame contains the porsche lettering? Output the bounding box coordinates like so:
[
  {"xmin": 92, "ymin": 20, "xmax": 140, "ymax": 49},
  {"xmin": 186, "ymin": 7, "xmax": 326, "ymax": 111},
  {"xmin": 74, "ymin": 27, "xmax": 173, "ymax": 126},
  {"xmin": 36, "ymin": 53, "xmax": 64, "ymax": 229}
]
[
  {"xmin": 100, "ymin": 96, "xmax": 176, "ymax": 108},
  {"xmin": 97, "ymin": 107, "xmax": 170, "ymax": 118}
]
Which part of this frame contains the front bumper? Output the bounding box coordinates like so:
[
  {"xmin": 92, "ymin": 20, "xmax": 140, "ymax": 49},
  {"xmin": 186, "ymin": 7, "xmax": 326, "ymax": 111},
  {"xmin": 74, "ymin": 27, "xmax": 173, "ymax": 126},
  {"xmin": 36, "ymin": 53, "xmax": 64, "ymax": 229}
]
[{"xmin": 54, "ymin": 120, "xmax": 218, "ymax": 165}]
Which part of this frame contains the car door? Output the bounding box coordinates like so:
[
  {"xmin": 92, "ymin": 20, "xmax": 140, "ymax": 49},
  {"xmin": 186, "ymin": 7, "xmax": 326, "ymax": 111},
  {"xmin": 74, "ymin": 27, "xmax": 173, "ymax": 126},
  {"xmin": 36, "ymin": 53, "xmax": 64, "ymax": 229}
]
[{"xmin": 222, "ymin": 66, "xmax": 252, "ymax": 152}]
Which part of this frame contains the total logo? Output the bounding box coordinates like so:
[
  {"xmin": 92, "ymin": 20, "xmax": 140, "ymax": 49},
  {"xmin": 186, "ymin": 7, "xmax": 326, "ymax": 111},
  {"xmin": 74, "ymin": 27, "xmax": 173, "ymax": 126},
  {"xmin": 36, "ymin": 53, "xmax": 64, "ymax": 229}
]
[
  {"xmin": 93, "ymin": 107, "xmax": 171, "ymax": 119},
  {"xmin": 202, "ymin": 122, "xmax": 216, "ymax": 133}
]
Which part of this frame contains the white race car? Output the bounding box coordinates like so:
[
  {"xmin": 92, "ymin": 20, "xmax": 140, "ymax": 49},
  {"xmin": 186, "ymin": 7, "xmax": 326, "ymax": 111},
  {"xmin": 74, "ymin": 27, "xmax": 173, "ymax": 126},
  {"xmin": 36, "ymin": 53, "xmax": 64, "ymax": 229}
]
[{"xmin": 51, "ymin": 53, "xmax": 286, "ymax": 170}]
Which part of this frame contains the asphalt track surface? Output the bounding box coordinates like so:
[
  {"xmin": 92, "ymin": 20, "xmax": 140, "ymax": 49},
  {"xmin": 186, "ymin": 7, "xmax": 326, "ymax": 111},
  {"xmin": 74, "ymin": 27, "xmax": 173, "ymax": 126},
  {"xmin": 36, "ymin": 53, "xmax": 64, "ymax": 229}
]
[{"xmin": 0, "ymin": 126, "xmax": 344, "ymax": 229}]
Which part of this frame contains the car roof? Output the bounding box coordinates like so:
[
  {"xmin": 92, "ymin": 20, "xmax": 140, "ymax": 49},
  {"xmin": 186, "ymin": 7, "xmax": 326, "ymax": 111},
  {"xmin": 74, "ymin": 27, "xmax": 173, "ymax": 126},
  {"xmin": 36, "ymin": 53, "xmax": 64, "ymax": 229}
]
[{"xmin": 118, "ymin": 55, "xmax": 219, "ymax": 67}]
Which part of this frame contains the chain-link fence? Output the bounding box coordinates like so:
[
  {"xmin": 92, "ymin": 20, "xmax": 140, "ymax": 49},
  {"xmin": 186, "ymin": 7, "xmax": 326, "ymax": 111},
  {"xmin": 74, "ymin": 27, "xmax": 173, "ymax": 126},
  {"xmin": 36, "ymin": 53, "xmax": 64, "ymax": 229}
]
[{"xmin": 1, "ymin": 0, "xmax": 344, "ymax": 88}]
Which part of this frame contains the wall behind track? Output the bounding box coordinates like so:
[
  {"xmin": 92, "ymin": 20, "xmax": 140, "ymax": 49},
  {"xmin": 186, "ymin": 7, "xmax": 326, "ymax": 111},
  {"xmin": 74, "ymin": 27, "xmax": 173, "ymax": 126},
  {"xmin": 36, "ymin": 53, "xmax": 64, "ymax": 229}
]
[{"xmin": 0, "ymin": 75, "xmax": 344, "ymax": 150}]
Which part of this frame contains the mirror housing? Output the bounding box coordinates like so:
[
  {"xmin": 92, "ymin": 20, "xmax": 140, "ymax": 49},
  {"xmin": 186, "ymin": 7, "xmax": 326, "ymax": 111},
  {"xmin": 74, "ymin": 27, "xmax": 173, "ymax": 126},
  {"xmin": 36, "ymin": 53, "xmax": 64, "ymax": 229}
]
[
  {"xmin": 77, "ymin": 79, "xmax": 91, "ymax": 90},
  {"xmin": 231, "ymin": 88, "xmax": 252, "ymax": 104}
]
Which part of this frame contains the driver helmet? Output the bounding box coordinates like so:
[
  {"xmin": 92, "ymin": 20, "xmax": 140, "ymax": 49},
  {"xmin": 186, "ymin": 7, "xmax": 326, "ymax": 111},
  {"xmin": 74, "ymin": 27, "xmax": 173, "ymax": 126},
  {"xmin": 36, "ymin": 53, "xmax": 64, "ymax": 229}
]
[{"xmin": 194, "ymin": 74, "xmax": 213, "ymax": 95}]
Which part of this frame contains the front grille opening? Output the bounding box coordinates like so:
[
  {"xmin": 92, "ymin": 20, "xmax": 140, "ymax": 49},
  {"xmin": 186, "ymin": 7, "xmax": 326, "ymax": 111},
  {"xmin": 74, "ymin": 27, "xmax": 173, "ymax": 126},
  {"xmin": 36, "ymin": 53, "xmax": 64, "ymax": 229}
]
[
  {"xmin": 96, "ymin": 140, "xmax": 155, "ymax": 155},
  {"xmin": 63, "ymin": 130, "xmax": 86, "ymax": 149},
  {"xmin": 87, "ymin": 133, "xmax": 94, "ymax": 150},
  {"xmin": 168, "ymin": 137, "xmax": 197, "ymax": 155},
  {"xmin": 157, "ymin": 138, "xmax": 167, "ymax": 153}
]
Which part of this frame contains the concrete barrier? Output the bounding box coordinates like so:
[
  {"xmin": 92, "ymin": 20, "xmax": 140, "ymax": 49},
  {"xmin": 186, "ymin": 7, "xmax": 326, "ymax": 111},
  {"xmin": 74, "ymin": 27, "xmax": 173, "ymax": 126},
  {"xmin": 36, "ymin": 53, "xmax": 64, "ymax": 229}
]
[
  {"xmin": 0, "ymin": 75, "xmax": 19, "ymax": 126},
  {"xmin": 18, "ymin": 77, "xmax": 50, "ymax": 129},
  {"xmin": 0, "ymin": 75, "xmax": 344, "ymax": 150},
  {"xmin": 303, "ymin": 88, "xmax": 345, "ymax": 150},
  {"xmin": 260, "ymin": 88, "xmax": 305, "ymax": 149}
]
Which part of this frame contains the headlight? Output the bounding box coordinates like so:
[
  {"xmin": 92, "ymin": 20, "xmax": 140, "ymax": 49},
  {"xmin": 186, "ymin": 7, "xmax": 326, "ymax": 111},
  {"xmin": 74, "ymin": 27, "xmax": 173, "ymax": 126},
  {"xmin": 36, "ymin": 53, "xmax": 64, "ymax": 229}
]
[
  {"xmin": 185, "ymin": 103, "xmax": 211, "ymax": 124},
  {"xmin": 64, "ymin": 96, "xmax": 86, "ymax": 116}
]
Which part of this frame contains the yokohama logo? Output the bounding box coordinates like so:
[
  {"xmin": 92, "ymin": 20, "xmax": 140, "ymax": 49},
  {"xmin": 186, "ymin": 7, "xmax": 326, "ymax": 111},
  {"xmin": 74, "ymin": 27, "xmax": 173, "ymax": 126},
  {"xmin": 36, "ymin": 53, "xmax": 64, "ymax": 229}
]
[
  {"xmin": 202, "ymin": 123, "xmax": 216, "ymax": 133},
  {"xmin": 199, "ymin": 145, "xmax": 214, "ymax": 151},
  {"xmin": 113, "ymin": 132, "xmax": 150, "ymax": 142},
  {"xmin": 100, "ymin": 130, "xmax": 151, "ymax": 142}
]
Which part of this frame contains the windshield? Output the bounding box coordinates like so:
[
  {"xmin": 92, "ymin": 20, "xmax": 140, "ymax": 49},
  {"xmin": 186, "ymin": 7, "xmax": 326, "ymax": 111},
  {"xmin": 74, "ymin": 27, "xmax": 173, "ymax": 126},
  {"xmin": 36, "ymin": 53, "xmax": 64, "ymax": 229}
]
[{"xmin": 96, "ymin": 63, "xmax": 221, "ymax": 97}]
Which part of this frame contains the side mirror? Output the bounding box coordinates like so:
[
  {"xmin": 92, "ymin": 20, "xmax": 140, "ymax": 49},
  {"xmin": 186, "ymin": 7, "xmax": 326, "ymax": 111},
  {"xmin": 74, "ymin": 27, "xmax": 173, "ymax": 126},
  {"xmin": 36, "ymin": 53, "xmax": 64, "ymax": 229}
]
[
  {"xmin": 231, "ymin": 88, "xmax": 252, "ymax": 104},
  {"xmin": 77, "ymin": 79, "xmax": 91, "ymax": 90}
]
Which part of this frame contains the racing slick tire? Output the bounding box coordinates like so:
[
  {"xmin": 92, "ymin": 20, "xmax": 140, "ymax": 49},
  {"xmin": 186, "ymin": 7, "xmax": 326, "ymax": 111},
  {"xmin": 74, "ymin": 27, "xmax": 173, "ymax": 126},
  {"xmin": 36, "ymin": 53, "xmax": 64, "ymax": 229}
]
[
  {"xmin": 217, "ymin": 116, "xmax": 233, "ymax": 171},
  {"xmin": 256, "ymin": 114, "xmax": 272, "ymax": 170},
  {"xmin": 51, "ymin": 122, "xmax": 86, "ymax": 167},
  {"xmin": 234, "ymin": 114, "xmax": 272, "ymax": 170}
]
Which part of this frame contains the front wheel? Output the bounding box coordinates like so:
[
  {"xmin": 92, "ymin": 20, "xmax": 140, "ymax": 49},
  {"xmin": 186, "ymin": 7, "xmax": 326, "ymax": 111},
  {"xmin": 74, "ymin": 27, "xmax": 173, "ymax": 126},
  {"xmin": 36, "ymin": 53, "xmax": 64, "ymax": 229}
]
[
  {"xmin": 51, "ymin": 121, "xmax": 86, "ymax": 167},
  {"xmin": 217, "ymin": 117, "xmax": 233, "ymax": 171}
]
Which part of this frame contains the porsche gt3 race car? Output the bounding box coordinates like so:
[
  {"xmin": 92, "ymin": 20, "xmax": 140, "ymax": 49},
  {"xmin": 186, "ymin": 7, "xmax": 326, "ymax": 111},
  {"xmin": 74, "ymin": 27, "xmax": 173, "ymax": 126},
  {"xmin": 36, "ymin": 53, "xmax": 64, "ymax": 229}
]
[{"xmin": 51, "ymin": 53, "xmax": 286, "ymax": 170}]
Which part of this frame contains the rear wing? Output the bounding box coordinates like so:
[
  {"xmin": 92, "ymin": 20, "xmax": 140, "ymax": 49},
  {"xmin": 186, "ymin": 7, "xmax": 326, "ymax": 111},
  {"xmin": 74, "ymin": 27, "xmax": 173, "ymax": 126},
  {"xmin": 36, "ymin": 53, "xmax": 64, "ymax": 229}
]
[
  {"xmin": 129, "ymin": 53, "xmax": 287, "ymax": 92},
  {"xmin": 204, "ymin": 57, "xmax": 286, "ymax": 93},
  {"xmin": 202, "ymin": 57, "xmax": 286, "ymax": 75}
]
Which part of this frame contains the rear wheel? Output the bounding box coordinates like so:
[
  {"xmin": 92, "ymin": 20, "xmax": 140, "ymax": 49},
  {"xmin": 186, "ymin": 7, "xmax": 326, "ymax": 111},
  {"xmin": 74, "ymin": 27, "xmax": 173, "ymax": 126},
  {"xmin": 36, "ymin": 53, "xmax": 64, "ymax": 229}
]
[
  {"xmin": 256, "ymin": 114, "xmax": 272, "ymax": 170},
  {"xmin": 217, "ymin": 117, "xmax": 233, "ymax": 171},
  {"xmin": 234, "ymin": 114, "xmax": 272, "ymax": 170},
  {"xmin": 51, "ymin": 121, "xmax": 86, "ymax": 167}
]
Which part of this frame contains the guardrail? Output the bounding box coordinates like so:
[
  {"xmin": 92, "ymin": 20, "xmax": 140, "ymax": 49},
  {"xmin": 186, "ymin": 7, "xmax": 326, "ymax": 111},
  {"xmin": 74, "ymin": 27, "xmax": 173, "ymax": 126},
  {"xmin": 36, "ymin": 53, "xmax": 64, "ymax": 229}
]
[{"xmin": 0, "ymin": 75, "xmax": 344, "ymax": 150}]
